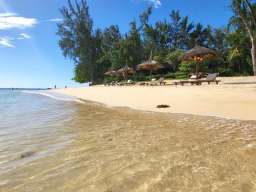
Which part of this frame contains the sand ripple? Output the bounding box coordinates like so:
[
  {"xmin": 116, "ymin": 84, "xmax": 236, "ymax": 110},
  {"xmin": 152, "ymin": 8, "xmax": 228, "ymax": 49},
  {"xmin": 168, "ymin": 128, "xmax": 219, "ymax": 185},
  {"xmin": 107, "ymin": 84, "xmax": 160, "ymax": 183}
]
[{"xmin": 1, "ymin": 103, "xmax": 256, "ymax": 192}]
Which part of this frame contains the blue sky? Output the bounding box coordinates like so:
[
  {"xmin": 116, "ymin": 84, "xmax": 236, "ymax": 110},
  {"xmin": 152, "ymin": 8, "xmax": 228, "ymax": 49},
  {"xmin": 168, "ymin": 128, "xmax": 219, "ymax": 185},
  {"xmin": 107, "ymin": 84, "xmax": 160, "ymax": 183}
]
[{"xmin": 0, "ymin": 0, "xmax": 232, "ymax": 88}]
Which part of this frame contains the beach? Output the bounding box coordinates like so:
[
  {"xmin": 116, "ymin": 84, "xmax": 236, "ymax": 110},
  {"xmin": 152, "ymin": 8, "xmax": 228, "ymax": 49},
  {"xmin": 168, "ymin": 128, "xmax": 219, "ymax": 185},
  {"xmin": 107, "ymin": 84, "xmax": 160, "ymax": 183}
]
[
  {"xmin": 3, "ymin": 0, "xmax": 256, "ymax": 190},
  {"xmin": 1, "ymin": 86, "xmax": 256, "ymax": 191},
  {"xmin": 53, "ymin": 76, "xmax": 256, "ymax": 121}
]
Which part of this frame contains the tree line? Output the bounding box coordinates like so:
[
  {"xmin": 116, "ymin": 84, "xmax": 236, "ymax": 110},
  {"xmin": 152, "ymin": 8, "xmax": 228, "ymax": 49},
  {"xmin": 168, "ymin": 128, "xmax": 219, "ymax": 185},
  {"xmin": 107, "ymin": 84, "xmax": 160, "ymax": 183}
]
[{"xmin": 57, "ymin": 0, "xmax": 256, "ymax": 83}]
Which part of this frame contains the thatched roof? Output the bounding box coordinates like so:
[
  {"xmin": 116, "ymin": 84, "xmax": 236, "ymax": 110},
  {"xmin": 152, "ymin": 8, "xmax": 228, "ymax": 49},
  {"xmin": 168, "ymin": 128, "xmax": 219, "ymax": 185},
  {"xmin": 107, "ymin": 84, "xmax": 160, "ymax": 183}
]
[
  {"xmin": 137, "ymin": 60, "xmax": 164, "ymax": 71},
  {"xmin": 183, "ymin": 45, "xmax": 216, "ymax": 61},
  {"xmin": 104, "ymin": 70, "xmax": 117, "ymax": 76},
  {"xmin": 117, "ymin": 65, "xmax": 135, "ymax": 75}
]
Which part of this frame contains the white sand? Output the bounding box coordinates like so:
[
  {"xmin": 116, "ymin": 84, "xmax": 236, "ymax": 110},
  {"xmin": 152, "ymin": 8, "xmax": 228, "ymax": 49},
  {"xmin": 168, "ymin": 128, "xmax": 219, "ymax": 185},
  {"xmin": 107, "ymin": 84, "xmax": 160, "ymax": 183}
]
[{"xmin": 53, "ymin": 77, "xmax": 256, "ymax": 121}]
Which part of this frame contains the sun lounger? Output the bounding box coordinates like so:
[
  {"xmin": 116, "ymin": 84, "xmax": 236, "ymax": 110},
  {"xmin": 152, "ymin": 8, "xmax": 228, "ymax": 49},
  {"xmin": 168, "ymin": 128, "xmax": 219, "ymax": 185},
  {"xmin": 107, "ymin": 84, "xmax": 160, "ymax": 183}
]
[
  {"xmin": 104, "ymin": 81, "xmax": 116, "ymax": 86},
  {"xmin": 138, "ymin": 82, "xmax": 147, "ymax": 86},
  {"xmin": 125, "ymin": 80, "xmax": 135, "ymax": 85},
  {"xmin": 190, "ymin": 74, "xmax": 197, "ymax": 79},
  {"xmin": 150, "ymin": 77, "xmax": 167, "ymax": 86},
  {"xmin": 159, "ymin": 77, "xmax": 167, "ymax": 85},
  {"xmin": 174, "ymin": 73, "xmax": 221, "ymax": 86}
]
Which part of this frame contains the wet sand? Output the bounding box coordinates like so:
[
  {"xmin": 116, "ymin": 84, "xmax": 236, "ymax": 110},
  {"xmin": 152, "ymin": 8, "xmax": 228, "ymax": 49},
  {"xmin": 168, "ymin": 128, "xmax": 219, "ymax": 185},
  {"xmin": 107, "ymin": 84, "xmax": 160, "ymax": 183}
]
[
  {"xmin": 53, "ymin": 76, "xmax": 256, "ymax": 121},
  {"xmin": 1, "ymin": 102, "xmax": 256, "ymax": 192}
]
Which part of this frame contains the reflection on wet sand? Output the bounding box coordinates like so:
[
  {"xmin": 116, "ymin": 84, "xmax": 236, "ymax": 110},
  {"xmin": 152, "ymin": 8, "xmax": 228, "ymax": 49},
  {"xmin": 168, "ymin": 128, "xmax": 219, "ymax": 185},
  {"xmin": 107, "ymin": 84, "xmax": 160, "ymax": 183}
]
[{"xmin": 1, "ymin": 102, "xmax": 256, "ymax": 192}]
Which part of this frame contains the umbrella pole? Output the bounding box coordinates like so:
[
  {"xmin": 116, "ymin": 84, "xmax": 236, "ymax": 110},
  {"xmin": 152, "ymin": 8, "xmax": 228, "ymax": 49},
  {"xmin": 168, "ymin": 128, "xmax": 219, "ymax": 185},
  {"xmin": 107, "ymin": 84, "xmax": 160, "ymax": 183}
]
[
  {"xmin": 123, "ymin": 72, "xmax": 126, "ymax": 81},
  {"xmin": 196, "ymin": 63, "xmax": 199, "ymax": 79}
]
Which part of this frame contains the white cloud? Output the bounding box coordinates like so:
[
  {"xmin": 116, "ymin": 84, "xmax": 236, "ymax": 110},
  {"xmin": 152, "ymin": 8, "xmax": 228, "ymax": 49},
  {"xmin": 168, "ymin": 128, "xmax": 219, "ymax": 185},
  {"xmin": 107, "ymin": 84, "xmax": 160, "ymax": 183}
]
[
  {"xmin": 17, "ymin": 33, "xmax": 31, "ymax": 40},
  {"xmin": 0, "ymin": 33, "xmax": 32, "ymax": 48},
  {"xmin": 0, "ymin": 12, "xmax": 16, "ymax": 17},
  {"xmin": 0, "ymin": 12, "xmax": 37, "ymax": 30},
  {"xmin": 0, "ymin": 36, "xmax": 14, "ymax": 48},
  {"xmin": 47, "ymin": 18, "xmax": 63, "ymax": 22},
  {"xmin": 132, "ymin": 0, "xmax": 162, "ymax": 8},
  {"xmin": 148, "ymin": 0, "xmax": 161, "ymax": 8}
]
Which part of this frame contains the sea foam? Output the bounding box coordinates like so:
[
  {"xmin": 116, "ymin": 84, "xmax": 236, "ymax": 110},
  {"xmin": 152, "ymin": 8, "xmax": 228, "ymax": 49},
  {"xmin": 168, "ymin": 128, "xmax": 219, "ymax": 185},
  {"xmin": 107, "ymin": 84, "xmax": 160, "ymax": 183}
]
[{"xmin": 22, "ymin": 90, "xmax": 85, "ymax": 103}]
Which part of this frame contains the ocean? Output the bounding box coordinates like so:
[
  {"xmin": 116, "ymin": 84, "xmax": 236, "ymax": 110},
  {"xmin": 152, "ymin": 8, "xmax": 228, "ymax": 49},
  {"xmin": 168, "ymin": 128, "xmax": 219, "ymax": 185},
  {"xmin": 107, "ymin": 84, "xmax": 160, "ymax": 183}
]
[
  {"xmin": 0, "ymin": 90, "xmax": 77, "ymax": 174},
  {"xmin": 0, "ymin": 90, "xmax": 256, "ymax": 191}
]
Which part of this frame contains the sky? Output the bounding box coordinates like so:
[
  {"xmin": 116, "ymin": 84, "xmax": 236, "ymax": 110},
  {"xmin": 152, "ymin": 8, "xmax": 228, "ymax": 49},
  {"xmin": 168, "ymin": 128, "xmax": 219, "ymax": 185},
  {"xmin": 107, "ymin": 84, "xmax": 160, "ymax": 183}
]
[{"xmin": 0, "ymin": 0, "xmax": 232, "ymax": 88}]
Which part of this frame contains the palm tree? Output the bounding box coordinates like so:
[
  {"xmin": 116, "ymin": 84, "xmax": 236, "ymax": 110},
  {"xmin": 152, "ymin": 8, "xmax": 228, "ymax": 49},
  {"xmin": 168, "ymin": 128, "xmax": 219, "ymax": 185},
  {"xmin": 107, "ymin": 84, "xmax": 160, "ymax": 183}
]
[{"xmin": 231, "ymin": 0, "xmax": 256, "ymax": 75}]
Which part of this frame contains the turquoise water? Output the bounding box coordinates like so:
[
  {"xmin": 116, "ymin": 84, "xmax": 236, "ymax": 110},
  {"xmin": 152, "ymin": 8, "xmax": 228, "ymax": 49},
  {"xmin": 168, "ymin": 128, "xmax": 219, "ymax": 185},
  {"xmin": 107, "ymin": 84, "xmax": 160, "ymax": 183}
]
[
  {"xmin": 0, "ymin": 90, "xmax": 76, "ymax": 174},
  {"xmin": 1, "ymin": 90, "xmax": 256, "ymax": 191}
]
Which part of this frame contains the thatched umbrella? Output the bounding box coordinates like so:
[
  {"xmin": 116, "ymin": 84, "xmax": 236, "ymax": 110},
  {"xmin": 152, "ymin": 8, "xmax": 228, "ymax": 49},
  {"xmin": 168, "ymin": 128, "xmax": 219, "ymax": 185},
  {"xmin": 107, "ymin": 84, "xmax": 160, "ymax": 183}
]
[
  {"xmin": 104, "ymin": 70, "xmax": 117, "ymax": 77},
  {"xmin": 137, "ymin": 60, "xmax": 164, "ymax": 77},
  {"xmin": 117, "ymin": 65, "xmax": 135, "ymax": 80},
  {"xmin": 183, "ymin": 45, "xmax": 216, "ymax": 78}
]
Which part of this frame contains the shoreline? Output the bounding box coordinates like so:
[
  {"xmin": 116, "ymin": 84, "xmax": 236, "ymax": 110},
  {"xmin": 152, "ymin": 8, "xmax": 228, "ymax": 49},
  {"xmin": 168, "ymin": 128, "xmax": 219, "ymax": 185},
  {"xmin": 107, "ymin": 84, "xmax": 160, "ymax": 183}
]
[
  {"xmin": 52, "ymin": 77, "xmax": 256, "ymax": 121},
  {"xmin": 73, "ymin": 96, "xmax": 256, "ymax": 123},
  {"xmin": 75, "ymin": 98, "xmax": 256, "ymax": 126},
  {"xmin": 3, "ymin": 85, "xmax": 256, "ymax": 191}
]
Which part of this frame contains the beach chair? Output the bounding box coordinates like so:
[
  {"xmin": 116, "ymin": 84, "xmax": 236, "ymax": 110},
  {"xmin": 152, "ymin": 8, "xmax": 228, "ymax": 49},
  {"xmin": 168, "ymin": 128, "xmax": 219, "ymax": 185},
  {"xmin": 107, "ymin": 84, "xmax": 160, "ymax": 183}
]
[
  {"xmin": 158, "ymin": 77, "xmax": 167, "ymax": 86},
  {"xmin": 189, "ymin": 72, "xmax": 205, "ymax": 80},
  {"xmin": 111, "ymin": 81, "xmax": 118, "ymax": 86},
  {"xmin": 104, "ymin": 81, "xmax": 115, "ymax": 86},
  {"xmin": 149, "ymin": 78, "xmax": 157, "ymax": 86},
  {"xmin": 117, "ymin": 82, "xmax": 125, "ymax": 86},
  {"xmin": 198, "ymin": 73, "xmax": 221, "ymax": 84},
  {"xmin": 174, "ymin": 73, "xmax": 220, "ymax": 86},
  {"xmin": 138, "ymin": 82, "xmax": 147, "ymax": 86},
  {"xmin": 150, "ymin": 77, "xmax": 167, "ymax": 86},
  {"xmin": 190, "ymin": 74, "xmax": 197, "ymax": 80},
  {"xmin": 140, "ymin": 78, "xmax": 156, "ymax": 86},
  {"xmin": 126, "ymin": 80, "xmax": 135, "ymax": 86}
]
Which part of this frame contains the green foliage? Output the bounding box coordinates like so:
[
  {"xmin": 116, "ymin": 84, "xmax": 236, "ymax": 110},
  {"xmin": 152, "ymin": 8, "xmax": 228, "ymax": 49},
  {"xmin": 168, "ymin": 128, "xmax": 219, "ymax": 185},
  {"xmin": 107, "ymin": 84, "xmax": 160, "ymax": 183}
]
[
  {"xmin": 153, "ymin": 54, "xmax": 166, "ymax": 64},
  {"xmin": 188, "ymin": 23, "xmax": 212, "ymax": 48},
  {"xmin": 218, "ymin": 68, "xmax": 234, "ymax": 77},
  {"xmin": 57, "ymin": 0, "xmax": 101, "ymax": 82},
  {"xmin": 165, "ymin": 50, "xmax": 184, "ymax": 71},
  {"xmin": 169, "ymin": 10, "xmax": 194, "ymax": 50},
  {"xmin": 163, "ymin": 72, "xmax": 176, "ymax": 79},
  {"xmin": 73, "ymin": 64, "xmax": 89, "ymax": 83},
  {"xmin": 230, "ymin": 0, "xmax": 256, "ymax": 75},
  {"xmin": 226, "ymin": 30, "xmax": 252, "ymax": 74},
  {"xmin": 178, "ymin": 61, "xmax": 196, "ymax": 77},
  {"xmin": 103, "ymin": 76, "xmax": 120, "ymax": 84},
  {"xmin": 57, "ymin": 0, "xmax": 256, "ymax": 84},
  {"xmin": 100, "ymin": 25, "xmax": 122, "ymax": 70},
  {"xmin": 130, "ymin": 74, "xmax": 147, "ymax": 82}
]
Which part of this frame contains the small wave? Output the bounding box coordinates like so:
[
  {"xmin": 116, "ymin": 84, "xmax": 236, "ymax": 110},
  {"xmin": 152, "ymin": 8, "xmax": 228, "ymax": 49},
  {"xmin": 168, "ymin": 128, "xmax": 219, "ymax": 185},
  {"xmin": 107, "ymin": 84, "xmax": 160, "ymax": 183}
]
[{"xmin": 22, "ymin": 90, "xmax": 85, "ymax": 103}]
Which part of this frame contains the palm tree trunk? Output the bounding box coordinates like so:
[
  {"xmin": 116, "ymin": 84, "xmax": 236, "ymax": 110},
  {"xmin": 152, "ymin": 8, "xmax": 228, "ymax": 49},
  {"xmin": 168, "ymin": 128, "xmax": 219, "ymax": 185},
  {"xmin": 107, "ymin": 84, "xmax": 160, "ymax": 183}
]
[
  {"xmin": 251, "ymin": 37, "xmax": 256, "ymax": 76},
  {"xmin": 234, "ymin": 1, "xmax": 256, "ymax": 75}
]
